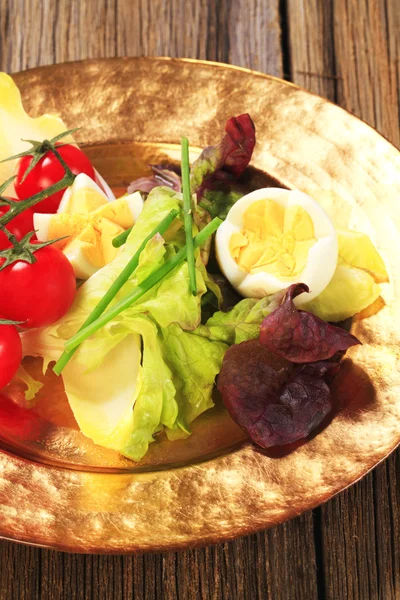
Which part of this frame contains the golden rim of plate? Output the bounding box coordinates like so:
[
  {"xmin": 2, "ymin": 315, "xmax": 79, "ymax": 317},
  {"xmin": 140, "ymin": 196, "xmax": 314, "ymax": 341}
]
[{"xmin": 0, "ymin": 57, "xmax": 399, "ymax": 553}]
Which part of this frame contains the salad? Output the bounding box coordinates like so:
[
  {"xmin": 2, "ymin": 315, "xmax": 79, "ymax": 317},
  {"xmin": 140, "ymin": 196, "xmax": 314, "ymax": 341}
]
[{"xmin": 0, "ymin": 73, "xmax": 388, "ymax": 461}]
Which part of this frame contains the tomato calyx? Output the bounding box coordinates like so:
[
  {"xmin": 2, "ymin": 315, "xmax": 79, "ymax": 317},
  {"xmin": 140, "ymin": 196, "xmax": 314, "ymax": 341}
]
[
  {"xmin": 0, "ymin": 176, "xmax": 17, "ymax": 206},
  {"xmin": 0, "ymin": 227, "xmax": 66, "ymax": 271},
  {"xmin": 0, "ymin": 129, "xmax": 79, "ymax": 228},
  {"xmin": 0, "ymin": 128, "xmax": 80, "ymax": 182}
]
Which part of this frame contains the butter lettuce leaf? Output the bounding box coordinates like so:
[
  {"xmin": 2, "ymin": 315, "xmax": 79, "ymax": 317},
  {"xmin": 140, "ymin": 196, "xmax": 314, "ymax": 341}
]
[
  {"xmin": 61, "ymin": 316, "xmax": 178, "ymax": 461},
  {"xmin": 121, "ymin": 317, "xmax": 178, "ymax": 460},
  {"xmin": 195, "ymin": 293, "xmax": 282, "ymax": 345},
  {"xmin": 161, "ymin": 324, "xmax": 228, "ymax": 439},
  {"xmin": 62, "ymin": 333, "xmax": 143, "ymax": 453}
]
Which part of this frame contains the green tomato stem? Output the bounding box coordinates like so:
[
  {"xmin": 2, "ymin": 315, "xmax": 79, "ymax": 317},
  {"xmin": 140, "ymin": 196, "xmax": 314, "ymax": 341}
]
[
  {"xmin": 0, "ymin": 170, "xmax": 76, "ymax": 227},
  {"xmin": 181, "ymin": 137, "xmax": 197, "ymax": 296},
  {"xmin": 53, "ymin": 208, "xmax": 180, "ymax": 375},
  {"xmin": 62, "ymin": 217, "xmax": 222, "ymax": 355}
]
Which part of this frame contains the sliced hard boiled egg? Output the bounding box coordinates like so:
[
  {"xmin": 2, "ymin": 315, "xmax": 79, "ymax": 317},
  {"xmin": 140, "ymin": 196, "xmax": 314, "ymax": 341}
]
[
  {"xmin": 215, "ymin": 188, "xmax": 338, "ymax": 304},
  {"xmin": 35, "ymin": 181, "xmax": 144, "ymax": 278},
  {"xmin": 61, "ymin": 217, "xmax": 125, "ymax": 278},
  {"xmin": 57, "ymin": 172, "xmax": 109, "ymax": 214}
]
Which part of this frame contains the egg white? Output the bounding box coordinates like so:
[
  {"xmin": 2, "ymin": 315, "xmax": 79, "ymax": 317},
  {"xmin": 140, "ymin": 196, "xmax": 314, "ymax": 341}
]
[
  {"xmin": 124, "ymin": 191, "xmax": 144, "ymax": 222},
  {"xmin": 57, "ymin": 173, "xmax": 110, "ymax": 213},
  {"xmin": 215, "ymin": 187, "xmax": 338, "ymax": 305},
  {"xmin": 94, "ymin": 169, "xmax": 115, "ymax": 201}
]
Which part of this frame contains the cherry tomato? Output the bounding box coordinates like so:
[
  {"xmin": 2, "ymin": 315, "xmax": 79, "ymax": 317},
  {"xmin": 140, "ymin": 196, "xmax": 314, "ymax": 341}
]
[
  {"xmin": 0, "ymin": 245, "xmax": 76, "ymax": 328},
  {"xmin": 0, "ymin": 203, "xmax": 35, "ymax": 250},
  {"xmin": 0, "ymin": 320, "xmax": 22, "ymax": 389},
  {"xmin": 15, "ymin": 143, "xmax": 95, "ymax": 214}
]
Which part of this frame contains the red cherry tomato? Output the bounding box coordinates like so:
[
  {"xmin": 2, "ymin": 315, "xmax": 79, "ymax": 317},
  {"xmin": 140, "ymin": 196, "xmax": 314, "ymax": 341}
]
[
  {"xmin": 0, "ymin": 203, "xmax": 35, "ymax": 250},
  {"xmin": 15, "ymin": 143, "xmax": 95, "ymax": 213},
  {"xmin": 0, "ymin": 320, "xmax": 22, "ymax": 389},
  {"xmin": 0, "ymin": 245, "xmax": 76, "ymax": 328}
]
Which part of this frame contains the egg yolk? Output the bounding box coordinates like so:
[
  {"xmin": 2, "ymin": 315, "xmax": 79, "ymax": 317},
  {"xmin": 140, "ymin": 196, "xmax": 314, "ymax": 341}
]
[
  {"xmin": 229, "ymin": 199, "xmax": 316, "ymax": 278},
  {"xmin": 48, "ymin": 190, "xmax": 135, "ymax": 268},
  {"xmin": 64, "ymin": 187, "xmax": 108, "ymax": 214}
]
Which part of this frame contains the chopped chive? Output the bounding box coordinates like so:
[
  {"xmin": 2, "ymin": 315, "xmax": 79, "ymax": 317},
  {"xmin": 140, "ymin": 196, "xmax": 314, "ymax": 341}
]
[
  {"xmin": 63, "ymin": 217, "xmax": 222, "ymax": 354},
  {"xmin": 112, "ymin": 226, "xmax": 133, "ymax": 248},
  {"xmin": 181, "ymin": 137, "xmax": 197, "ymax": 296},
  {"xmin": 53, "ymin": 208, "xmax": 179, "ymax": 375}
]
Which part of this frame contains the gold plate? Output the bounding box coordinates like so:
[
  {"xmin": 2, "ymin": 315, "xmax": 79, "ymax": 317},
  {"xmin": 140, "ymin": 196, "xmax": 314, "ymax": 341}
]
[{"xmin": 0, "ymin": 57, "xmax": 399, "ymax": 553}]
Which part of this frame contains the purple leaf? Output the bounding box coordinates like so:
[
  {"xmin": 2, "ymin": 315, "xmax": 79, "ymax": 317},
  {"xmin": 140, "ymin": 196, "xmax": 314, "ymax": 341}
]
[
  {"xmin": 260, "ymin": 283, "xmax": 360, "ymax": 363},
  {"xmin": 217, "ymin": 340, "xmax": 333, "ymax": 448},
  {"xmin": 190, "ymin": 114, "xmax": 256, "ymax": 197},
  {"xmin": 128, "ymin": 164, "xmax": 181, "ymax": 195}
]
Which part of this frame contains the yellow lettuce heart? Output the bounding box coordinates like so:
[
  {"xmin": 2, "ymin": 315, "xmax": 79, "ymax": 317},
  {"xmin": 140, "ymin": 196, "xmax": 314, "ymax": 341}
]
[{"xmin": 0, "ymin": 72, "xmax": 73, "ymax": 195}]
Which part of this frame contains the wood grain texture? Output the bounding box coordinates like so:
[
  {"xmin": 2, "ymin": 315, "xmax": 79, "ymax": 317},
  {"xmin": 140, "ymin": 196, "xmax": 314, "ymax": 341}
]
[
  {"xmin": 287, "ymin": 0, "xmax": 400, "ymax": 146},
  {"xmin": 0, "ymin": 0, "xmax": 282, "ymax": 75},
  {"xmin": 0, "ymin": 0, "xmax": 399, "ymax": 598},
  {"xmin": 0, "ymin": 515, "xmax": 318, "ymax": 600}
]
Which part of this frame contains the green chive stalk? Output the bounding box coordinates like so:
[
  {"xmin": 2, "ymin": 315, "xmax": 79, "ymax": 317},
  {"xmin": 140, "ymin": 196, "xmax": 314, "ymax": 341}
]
[
  {"xmin": 112, "ymin": 226, "xmax": 134, "ymax": 248},
  {"xmin": 181, "ymin": 137, "xmax": 197, "ymax": 296}
]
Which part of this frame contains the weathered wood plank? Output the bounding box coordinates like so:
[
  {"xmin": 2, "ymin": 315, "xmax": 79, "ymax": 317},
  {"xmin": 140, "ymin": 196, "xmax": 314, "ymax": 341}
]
[
  {"xmin": 286, "ymin": 0, "xmax": 337, "ymax": 99},
  {"xmin": 333, "ymin": 0, "xmax": 400, "ymax": 148},
  {"xmin": 0, "ymin": 514, "xmax": 318, "ymax": 600},
  {"xmin": 0, "ymin": 0, "xmax": 283, "ymax": 76},
  {"xmin": 287, "ymin": 0, "xmax": 400, "ymax": 146}
]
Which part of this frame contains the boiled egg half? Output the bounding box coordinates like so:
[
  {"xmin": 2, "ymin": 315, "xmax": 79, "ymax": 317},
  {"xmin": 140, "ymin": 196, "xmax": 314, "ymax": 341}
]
[
  {"xmin": 35, "ymin": 173, "xmax": 144, "ymax": 279},
  {"xmin": 215, "ymin": 188, "xmax": 338, "ymax": 304}
]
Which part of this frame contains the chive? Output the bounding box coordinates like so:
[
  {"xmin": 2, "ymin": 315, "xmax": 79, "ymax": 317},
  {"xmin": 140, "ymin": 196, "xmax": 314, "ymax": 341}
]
[
  {"xmin": 112, "ymin": 226, "xmax": 133, "ymax": 248},
  {"xmin": 53, "ymin": 208, "xmax": 179, "ymax": 375},
  {"xmin": 63, "ymin": 217, "xmax": 222, "ymax": 354},
  {"xmin": 181, "ymin": 137, "xmax": 197, "ymax": 296}
]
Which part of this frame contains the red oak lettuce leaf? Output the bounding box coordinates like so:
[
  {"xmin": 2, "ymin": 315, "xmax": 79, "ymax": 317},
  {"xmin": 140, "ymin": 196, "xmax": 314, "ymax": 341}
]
[
  {"xmin": 260, "ymin": 283, "xmax": 360, "ymax": 363},
  {"xmin": 190, "ymin": 114, "xmax": 256, "ymax": 197},
  {"xmin": 217, "ymin": 340, "xmax": 336, "ymax": 448},
  {"xmin": 128, "ymin": 164, "xmax": 181, "ymax": 195}
]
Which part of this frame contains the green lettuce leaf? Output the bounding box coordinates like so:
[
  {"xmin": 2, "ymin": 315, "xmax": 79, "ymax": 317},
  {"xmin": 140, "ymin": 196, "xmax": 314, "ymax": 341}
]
[
  {"xmin": 121, "ymin": 317, "xmax": 178, "ymax": 460},
  {"xmin": 199, "ymin": 188, "xmax": 244, "ymax": 220},
  {"xmin": 195, "ymin": 293, "xmax": 282, "ymax": 345},
  {"xmin": 161, "ymin": 324, "xmax": 228, "ymax": 439},
  {"xmin": 62, "ymin": 333, "xmax": 143, "ymax": 453}
]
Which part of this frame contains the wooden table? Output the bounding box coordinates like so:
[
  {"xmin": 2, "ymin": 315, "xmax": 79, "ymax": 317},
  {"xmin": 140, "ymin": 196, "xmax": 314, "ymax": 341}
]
[{"xmin": 0, "ymin": 1, "xmax": 399, "ymax": 598}]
